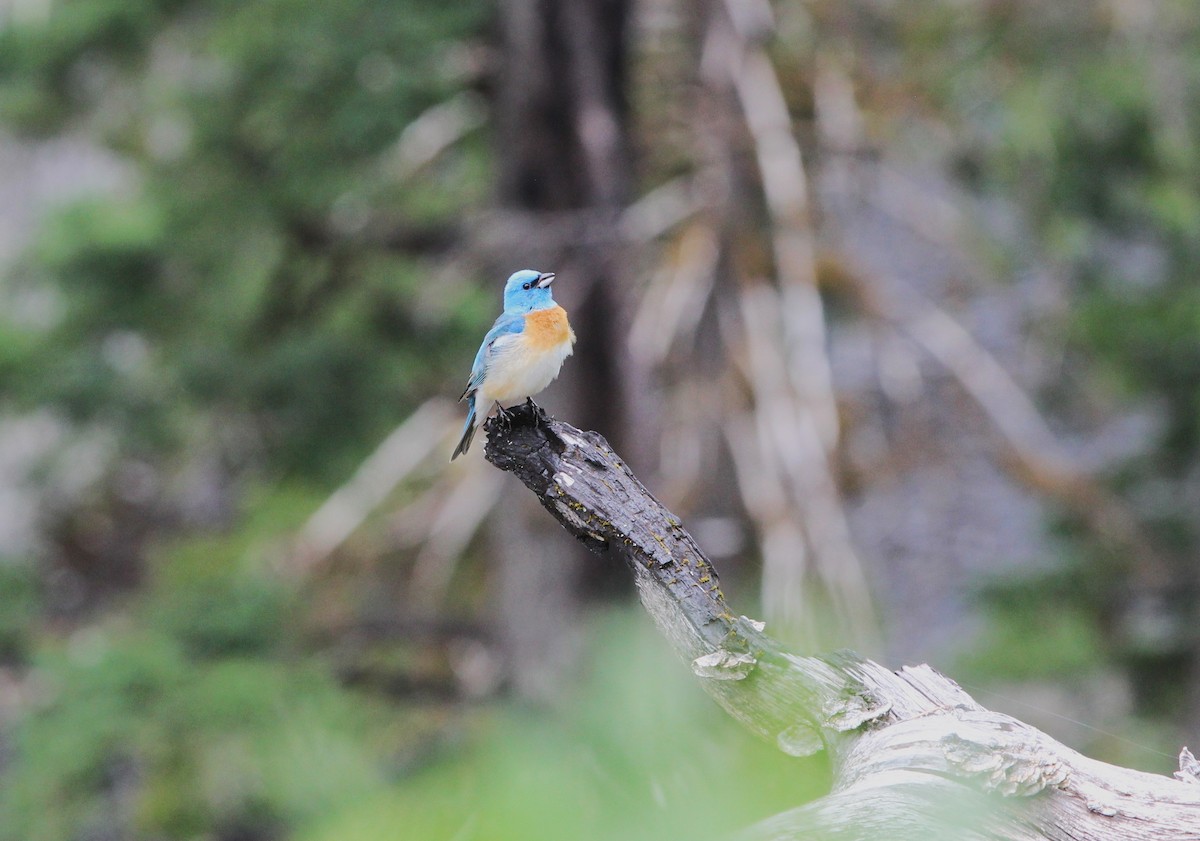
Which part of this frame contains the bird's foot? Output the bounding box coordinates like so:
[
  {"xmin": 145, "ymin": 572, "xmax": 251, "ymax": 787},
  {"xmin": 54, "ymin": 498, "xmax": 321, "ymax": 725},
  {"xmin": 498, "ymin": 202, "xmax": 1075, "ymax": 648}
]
[
  {"xmin": 489, "ymin": 400, "xmax": 546, "ymax": 434},
  {"xmin": 524, "ymin": 397, "xmax": 547, "ymax": 427},
  {"xmin": 494, "ymin": 402, "xmax": 516, "ymax": 433}
]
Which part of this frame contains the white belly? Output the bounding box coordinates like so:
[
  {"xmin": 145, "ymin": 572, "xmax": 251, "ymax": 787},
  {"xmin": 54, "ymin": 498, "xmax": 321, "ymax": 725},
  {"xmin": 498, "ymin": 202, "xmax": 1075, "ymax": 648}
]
[{"xmin": 477, "ymin": 339, "xmax": 573, "ymax": 408}]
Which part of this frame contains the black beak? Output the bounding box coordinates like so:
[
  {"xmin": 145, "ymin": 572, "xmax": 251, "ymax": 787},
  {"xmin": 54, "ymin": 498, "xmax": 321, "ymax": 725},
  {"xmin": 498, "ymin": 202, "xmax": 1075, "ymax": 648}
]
[{"xmin": 535, "ymin": 271, "xmax": 556, "ymax": 288}]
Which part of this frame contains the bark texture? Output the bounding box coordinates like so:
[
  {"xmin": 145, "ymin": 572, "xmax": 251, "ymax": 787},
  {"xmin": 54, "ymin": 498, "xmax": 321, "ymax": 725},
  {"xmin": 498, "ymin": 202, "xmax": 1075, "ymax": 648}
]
[{"xmin": 483, "ymin": 402, "xmax": 1200, "ymax": 841}]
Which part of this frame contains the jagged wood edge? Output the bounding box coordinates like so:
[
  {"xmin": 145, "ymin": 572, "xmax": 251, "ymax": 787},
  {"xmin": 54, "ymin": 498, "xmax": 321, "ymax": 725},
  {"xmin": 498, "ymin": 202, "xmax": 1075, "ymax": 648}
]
[{"xmin": 483, "ymin": 404, "xmax": 1200, "ymax": 841}]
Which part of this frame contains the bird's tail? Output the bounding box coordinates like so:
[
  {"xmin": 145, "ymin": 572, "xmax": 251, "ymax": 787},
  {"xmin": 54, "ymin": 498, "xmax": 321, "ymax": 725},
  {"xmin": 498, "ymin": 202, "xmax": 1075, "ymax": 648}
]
[{"xmin": 451, "ymin": 397, "xmax": 477, "ymax": 461}]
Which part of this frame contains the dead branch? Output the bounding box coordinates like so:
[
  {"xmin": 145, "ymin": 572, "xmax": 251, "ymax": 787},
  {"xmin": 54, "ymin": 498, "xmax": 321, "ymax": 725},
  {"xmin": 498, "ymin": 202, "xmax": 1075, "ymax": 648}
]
[
  {"xmin": 834, "ymin": 265, "xmax": 1173, "ymax": 589},
  {"xmin": 383, "ymin": 91, "xmax": 487, "ymax": 181},
  {"xmin": 483, "ymin": 403, "xmax": 1200, "ymax": 841},
  {"xmin": 695, "ymin": 1, "xmax": 876, "ymax": 644},
  {"xmin": 805, "ymin": 49, "xmax": 1173, "ymax": 592},
  {"xmin": 289, "ymin": 398, "xmax": 458, "ymax": 575}
]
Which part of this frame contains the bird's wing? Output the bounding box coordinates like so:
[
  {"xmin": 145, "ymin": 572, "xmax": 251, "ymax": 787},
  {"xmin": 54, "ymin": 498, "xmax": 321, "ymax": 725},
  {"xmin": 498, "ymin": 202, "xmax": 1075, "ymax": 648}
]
[{"xmin": 459, "ymin": 311, "xmax": 525, "ymax": 401}]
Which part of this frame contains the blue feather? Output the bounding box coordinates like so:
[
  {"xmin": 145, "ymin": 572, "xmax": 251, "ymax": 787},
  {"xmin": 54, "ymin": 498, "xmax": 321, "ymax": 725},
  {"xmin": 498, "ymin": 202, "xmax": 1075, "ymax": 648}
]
[
  {"xmin": 451, "ymin": 396, "xmax": 477, "ymax": 460},
  {"xmin": 459, "ymin": 311, "xmax": 526, "ymax": 400}
]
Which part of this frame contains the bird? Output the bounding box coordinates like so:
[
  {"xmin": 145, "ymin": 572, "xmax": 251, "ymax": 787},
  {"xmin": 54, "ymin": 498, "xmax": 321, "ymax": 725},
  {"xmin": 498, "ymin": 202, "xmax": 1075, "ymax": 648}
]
[{"xmin": 451, "ymin": 269, "xmax": 576, "ymax": 460}]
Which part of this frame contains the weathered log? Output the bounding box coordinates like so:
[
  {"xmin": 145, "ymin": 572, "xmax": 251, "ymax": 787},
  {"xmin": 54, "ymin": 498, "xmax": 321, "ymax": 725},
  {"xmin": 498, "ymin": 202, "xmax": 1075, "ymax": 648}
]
[{"xmin": 483, "ymin": 402, "xmax": 1200, "ymax": 841}]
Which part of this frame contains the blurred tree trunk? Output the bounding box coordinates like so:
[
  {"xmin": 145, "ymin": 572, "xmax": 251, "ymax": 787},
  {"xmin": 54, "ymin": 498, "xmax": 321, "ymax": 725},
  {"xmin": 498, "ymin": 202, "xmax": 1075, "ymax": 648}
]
[
  {"xmin": 489, "ymin": 0, "xmax": 642, "ymax": 698},
  {"xmin": 495, "ymin": 0, "xmax": 631, "ymax": 210}
]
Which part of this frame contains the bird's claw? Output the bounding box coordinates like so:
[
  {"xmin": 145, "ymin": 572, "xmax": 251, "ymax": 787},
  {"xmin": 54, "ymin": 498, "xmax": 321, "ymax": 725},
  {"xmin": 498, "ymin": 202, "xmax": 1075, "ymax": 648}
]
[
  {"xmin": 490, "ymin": 399, "xmax": 546, "ymax": 435},
  {"xmin": 494, "ymin": 403, "xmax": 515, "ymax": 433},
  {"xmin": 524, "ymin": 397, "xmax": 546, "ymax": 427}
]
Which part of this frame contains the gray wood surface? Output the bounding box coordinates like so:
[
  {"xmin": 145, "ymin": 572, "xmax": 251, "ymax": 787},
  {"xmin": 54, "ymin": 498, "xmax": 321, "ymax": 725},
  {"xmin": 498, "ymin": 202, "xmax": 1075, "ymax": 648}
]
[{"xmin": 483, "ymin": 402, "xmax": 1200, "ymax": 840}]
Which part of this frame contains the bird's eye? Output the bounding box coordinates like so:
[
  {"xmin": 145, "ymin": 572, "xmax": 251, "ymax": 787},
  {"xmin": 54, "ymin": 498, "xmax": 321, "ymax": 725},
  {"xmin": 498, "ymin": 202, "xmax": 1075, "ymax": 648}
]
[{"xmin": 522, "ymin": 282, "xmax": 532, "ymax": 290}]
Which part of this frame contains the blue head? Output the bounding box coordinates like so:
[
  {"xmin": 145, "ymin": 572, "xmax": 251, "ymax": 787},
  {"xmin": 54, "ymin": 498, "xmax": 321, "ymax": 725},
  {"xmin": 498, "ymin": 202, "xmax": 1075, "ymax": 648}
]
[{"xmin": 502, "ymin": 269, "xmax": 557, "ymax": 313}]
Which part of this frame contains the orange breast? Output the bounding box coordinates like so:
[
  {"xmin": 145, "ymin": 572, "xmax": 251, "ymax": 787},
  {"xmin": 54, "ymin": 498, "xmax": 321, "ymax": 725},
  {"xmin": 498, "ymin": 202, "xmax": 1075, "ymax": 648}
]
[{"xmin": 524, "ymin": 306, "xmax": 574, "ymax": 350}]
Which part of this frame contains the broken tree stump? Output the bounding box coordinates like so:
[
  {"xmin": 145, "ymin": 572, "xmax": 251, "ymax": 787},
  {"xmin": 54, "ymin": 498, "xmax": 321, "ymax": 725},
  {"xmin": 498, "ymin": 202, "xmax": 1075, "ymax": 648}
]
[{"xmin": 483, "ymin": 403, "xmax": 1200, "ymax": 841}]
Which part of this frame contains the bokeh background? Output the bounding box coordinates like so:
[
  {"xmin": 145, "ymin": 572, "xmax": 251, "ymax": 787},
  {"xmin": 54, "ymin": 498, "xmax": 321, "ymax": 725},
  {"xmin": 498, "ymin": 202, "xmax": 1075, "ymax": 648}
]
[{"xmin": 0, "ymin": 0, "xmax": 1198, "ymax": 838}]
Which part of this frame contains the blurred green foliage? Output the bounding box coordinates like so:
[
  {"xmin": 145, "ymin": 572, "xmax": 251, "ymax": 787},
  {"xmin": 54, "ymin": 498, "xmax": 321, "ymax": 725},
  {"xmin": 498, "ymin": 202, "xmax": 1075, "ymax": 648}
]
[
  {"xmin": 297, "ymin": 615, "xmax": 828, "ymax": 841},
  {"xmin": 959, "ymin": 579, "xmax": 1105, "ymax": 683},
  {"xmin": 0, "ymin": 634, "xmax": 407, "ymax": 840},
  {"xmin": 0, "ymin": 0, "xmax": 489, "ymax": 480},
  {"xmin": 925, "ymin": 3, "xmax": 1200, "ymax": 491},
  {"xmin": 0, "ymin": 609, "xmax": 826, "ymax": 841},
  {"xmin": 899, "ymin": 0, "xmax": 1200, "ymax": 718},
  {"xmin": 0, "ymin": 563, "xmax": 40, "ymax": 663},
  {"xmin": 0, "ymin": 2, "xmax": 505, "ymax": 838}
]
